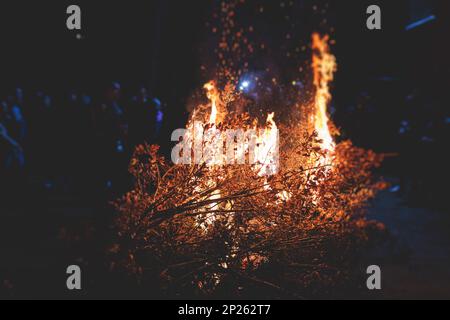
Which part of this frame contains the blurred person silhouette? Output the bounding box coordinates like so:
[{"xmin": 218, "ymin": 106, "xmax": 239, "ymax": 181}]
[
  {"xmin": 93, "ymin": 82, "xmax": 128, "ymax": 194},
  {"xmin": 153, "ymin": 97, "xmax": 164, "ymax": 141},
  {"xmin": 98, "ymin": 82, "xmax": 127, "ymax": 145},
  {"xmin": 0, "ymin": 122, "xmax": 25, "ymax": 202},
  {"xmin": 129, "ymin": 87, "xmax": 163, "ymax": 149},
  {"xmin": 0, "ymin": 122, "xmax": 24, "ymax": 168},
  {"xmin": 0, "ymin": 101, "xmax": 13, "ymax": 127},
  {"xmin": 30, "ymin": 94, "xmax": 59, "ymax": 190},
  {"xmin": 129, "ymin": 87, "xmax": 151, "ymax": 148},
  {"xmin": 5, "ymin": 96, "xmax": 27, "ymax": 143}
]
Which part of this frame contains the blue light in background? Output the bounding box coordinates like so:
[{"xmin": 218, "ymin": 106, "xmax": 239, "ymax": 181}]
[
  {"xmin": 405, "ymin": 15, "xmax": 436, "ymax": 31},
  {"xmin": 239, "ymin": 80, "xmax": 251, "ymax": 91}
]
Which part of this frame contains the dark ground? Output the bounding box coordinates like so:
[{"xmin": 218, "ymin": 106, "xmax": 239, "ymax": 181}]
[
  {"xmin": 1, "ymin": 178, "xmax": 449, "ymax": 299},
  {"xmin": 366, "ymin": 185, "xmax": 450, "ymax": 299}
]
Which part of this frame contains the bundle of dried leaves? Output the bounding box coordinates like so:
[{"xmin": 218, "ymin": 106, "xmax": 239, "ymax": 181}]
[{"xmin": 111, "ymin": 114, "xmax": 387, "ymax": 298}]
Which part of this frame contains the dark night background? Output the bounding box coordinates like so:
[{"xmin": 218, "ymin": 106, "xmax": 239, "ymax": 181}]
[{"xmin": 0, "ymin": 0, "xmax": 449, "ymax": 299}]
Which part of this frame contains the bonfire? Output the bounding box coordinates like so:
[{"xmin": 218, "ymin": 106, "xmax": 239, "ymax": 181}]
[{"xmin": 112, "ymin": 33, "xmax": 386, "ymax": 298}]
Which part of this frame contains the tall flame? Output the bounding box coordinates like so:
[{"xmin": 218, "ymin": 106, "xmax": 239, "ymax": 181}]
[
  {"xmin": 256, "ymin": 112, "xmax": 279, "ymax": 177},
  {"xmin": 312, "ymin": 33, "xmax": 337, "ymax": 153},
  {"xmin": 204, "ymin": 81, "xmax": 223, "ymax": 125}
]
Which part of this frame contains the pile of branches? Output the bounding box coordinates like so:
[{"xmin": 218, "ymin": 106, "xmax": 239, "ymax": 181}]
[{"xmin": 111, "ymin": 116, "xmax": 386, "ymax": 298}]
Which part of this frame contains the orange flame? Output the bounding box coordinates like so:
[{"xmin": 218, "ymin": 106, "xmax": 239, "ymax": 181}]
[
  {"xmin": 312, "ymin": 33, "xmax": 337, "ymax": 153},
  {"xmin": 203, "ymin": 81, "xmax": 224, "ymax": 125},
  {"xmin": 256, "ymin": 112, "xmax": 279, "ymax": 177}
]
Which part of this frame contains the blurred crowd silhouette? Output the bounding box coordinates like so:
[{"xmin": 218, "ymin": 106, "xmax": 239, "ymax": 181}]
[{"xmin": 0, "ymin": 83, "xmax": 164, "ymax": 204}]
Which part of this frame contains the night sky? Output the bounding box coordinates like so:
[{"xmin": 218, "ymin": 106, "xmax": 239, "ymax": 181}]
[{"xmin": 0, "ymin": 0, "xmax": 448, "ymax": 148}]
